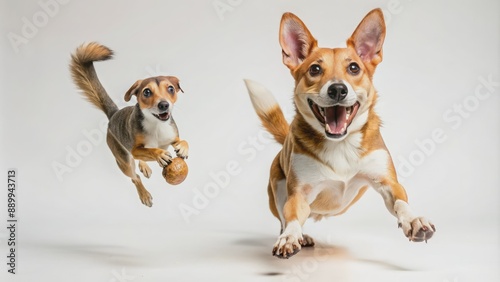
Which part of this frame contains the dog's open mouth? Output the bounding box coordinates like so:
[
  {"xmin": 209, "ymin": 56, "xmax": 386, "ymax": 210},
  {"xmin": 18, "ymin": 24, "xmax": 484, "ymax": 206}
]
[
  {"xmin": 308, "ymin": 99, "xmax": 360, "ymax": 138},
  {"xmin": 153, "ymin": 112, "xmax": 170, "ymax": 121}
]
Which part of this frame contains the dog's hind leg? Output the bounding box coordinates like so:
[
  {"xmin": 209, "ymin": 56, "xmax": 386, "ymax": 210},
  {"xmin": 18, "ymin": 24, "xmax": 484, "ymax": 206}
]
[
  {"xmin": 107, "ymin": 131, "xmax": 153, "ymax": 207},
  {"xmin": 138, "ymin": 160, "xmax": 152, "ymax": 178}
]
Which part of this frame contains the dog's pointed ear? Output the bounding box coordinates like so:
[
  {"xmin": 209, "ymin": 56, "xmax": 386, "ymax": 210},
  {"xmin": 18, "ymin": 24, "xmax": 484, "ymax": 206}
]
[
  {"xmin": 125, "ymin": 80, "xmax": 142, "ymax": 102},
  {"xmin": 347, "ymin": 8, "xmax": 386, "ymax": 65},
  {"xmin": 279, "ymin": 12, "xmax": 318, "ymax": 70}
]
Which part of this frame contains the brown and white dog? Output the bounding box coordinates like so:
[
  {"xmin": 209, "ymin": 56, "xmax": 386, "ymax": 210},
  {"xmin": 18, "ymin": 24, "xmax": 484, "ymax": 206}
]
[
  {"xmin": 70, "ymin": 42, "xmax": 188, "ymax": 207},
  {"xmin": 244, "ymin": 9, "xmax": 435, "ymax": 258}
]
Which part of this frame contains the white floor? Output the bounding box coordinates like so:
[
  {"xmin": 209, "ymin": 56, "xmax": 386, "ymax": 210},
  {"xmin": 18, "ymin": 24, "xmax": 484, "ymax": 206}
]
[{"xmin": 3, "ymin": 215, "xmax": 498, "ymax": 282}]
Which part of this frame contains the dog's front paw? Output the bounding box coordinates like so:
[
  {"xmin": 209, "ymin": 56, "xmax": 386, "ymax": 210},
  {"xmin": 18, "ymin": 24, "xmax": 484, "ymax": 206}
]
[
  {"xmin": 273, "ymin": 234, "xmax": 303, "ymax": 259},
  {"xmin": 399, "ymin": 217, "xmax": 436, "ymax": 242},
  {"xmin": 173, "ymin": 140, "xmax": 189, "ymax": 159},
  {"xmin": 156, "ymin": 150, "xmax": 172, "ymax": 167}
]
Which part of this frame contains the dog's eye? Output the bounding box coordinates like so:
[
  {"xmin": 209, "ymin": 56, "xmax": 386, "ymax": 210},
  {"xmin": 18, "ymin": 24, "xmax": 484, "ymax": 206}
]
[
  {"xmin": 348, "ymin": 62, "xmax": 360, "ymax": 75},
  {"xmin": 167, "ymin": 85, "xmax": 175, "ymax": 94},
  {"xmin": 309, "ymin": 64, "xmax": 322, "ymax": 77},
  {"xmin": 143, "ymin": 88, "xmax": 152, "ymax": 97}
]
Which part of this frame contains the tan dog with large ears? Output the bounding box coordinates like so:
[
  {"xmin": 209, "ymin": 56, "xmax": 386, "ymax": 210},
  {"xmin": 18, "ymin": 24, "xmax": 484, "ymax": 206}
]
[
  {"xmin": 70, "ymin": 42, "xmax": 189, "ymax": 207},
  {"xmin": 245, "ymin": 9, "xmax": 435, "ymax": 259}
]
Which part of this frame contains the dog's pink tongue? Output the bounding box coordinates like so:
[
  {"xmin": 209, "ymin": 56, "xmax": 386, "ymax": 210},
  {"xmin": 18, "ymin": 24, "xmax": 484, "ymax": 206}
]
[{"xmin": 325, "ymin": 106, "xmax": 347, "ymax": 134}]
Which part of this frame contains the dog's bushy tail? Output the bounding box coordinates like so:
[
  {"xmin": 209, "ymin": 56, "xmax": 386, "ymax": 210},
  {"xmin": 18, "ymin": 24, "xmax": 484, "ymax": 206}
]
[
  {"xmin": 244, "ymin": 80, "xmax": 289, "ymax": 145},
  {"xmin": 70, "ymin": 42, "xmax": 118, "ymax": 120}
]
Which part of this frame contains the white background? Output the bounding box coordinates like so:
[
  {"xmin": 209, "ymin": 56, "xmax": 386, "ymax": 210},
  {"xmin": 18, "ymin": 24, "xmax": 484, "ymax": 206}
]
[{"xmin": 1, "ymin": 0, "xmax": 499, "ymax": 281}]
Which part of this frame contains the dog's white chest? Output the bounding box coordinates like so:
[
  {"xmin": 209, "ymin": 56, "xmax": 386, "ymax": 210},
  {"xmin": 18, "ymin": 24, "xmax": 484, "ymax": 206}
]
[
  {"xmin": 291, "ymin": 149, "xmax": 389, "ymax": 216},
  {"xmin": 142, "ymin": 119, "xmax": 177, "ymax": 149}
]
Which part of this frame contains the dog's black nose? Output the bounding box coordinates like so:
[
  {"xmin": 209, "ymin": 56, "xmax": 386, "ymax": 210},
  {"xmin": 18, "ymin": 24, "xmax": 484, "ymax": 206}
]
[
  {"xmin": 158, "ymin": 101, "xmax": 170, "ymax": 112},
  {"xmin": 327, "ymin": 83, "xmax": 348, "ymax": 102}
]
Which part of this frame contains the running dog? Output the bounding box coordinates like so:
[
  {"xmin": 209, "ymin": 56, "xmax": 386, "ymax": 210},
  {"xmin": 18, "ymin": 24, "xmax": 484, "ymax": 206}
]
[
  {"xmin": 244, "ymin": 9, "xmax": 435, "ymax": 258},
  {"xmin": 70, "ymin": 42, "xmax": 188, "ymax": 207}
]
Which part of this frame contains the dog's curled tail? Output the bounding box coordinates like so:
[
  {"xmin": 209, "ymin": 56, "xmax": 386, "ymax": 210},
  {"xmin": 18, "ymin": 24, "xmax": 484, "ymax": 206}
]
[
  {"xmin": 244, "ymin": 80, "xmax": 289, "ymax": 145},
  {"xmin": 70, "ymin": 42, "xmax": 118, "ymax": 119}
]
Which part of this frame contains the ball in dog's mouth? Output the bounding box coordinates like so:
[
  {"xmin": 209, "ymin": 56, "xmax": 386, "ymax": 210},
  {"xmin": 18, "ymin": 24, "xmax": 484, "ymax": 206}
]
[
  {"xmin": 308, "ymin": 99, "xmax": 360, "ymax": 138},
  {"xmin": 153, "ymin": 112, "xmax": 171, "ymax": 121}
]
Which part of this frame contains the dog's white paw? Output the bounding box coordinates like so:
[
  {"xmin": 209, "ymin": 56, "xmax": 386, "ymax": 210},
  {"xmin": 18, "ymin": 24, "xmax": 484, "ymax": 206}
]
[
  {"xmin": 273, "ymin": 234, "xmax": 303, "ymax": 259},
  {"xmin": 138, "ymin": 161, "xmax": 152, "ymax": 178},
  {"xmin": 272, "ymin": 221, "xmax": 305, "ymax": 259},
  {"xmin": 398, "ymin": 216, "xmax": 436, "ymax": 242}
]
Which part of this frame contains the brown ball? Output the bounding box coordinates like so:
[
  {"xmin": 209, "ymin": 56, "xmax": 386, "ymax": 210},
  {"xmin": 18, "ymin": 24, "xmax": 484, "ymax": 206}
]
[{"xmin": 162, "ymin": 157, "xmax": 188, "ymax": 185}]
